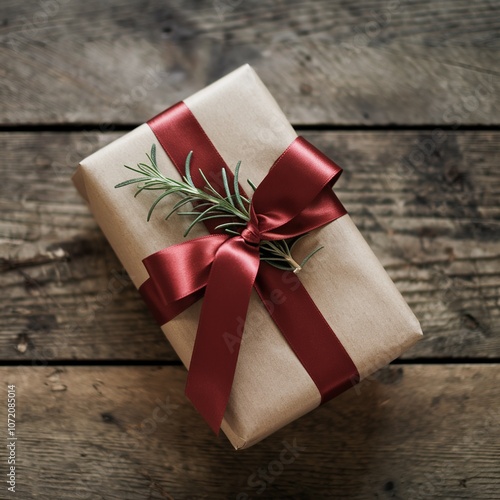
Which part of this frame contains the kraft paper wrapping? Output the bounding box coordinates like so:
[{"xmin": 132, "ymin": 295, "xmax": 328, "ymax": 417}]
[{"xmin": 73, "ymin": 64, "xmax": 423, "ymax": 449}]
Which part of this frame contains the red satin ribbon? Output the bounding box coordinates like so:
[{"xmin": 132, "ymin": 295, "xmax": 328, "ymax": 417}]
[{"xmin": 140, "ymin": 102, "xmax": 359, "ymax": 433}]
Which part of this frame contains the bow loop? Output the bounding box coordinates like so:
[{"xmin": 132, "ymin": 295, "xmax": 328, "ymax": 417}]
[{"xmin": 248, "ymin": 137, "xmax": 345, "ymax": 241}]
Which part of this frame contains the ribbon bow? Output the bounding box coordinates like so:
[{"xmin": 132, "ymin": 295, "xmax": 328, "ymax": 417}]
[{"xmin": 139, "ymin": 102, "xmax": 359, "ymax": 433}]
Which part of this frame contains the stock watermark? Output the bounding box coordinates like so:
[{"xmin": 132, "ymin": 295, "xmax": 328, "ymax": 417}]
[
  {"xmin": 6, "ymin": 384, "xmax": 17, "ymax": 494},
  {"xmin": 12, "ymin": 266, "xmax": 133, "ymax": 383},
  {"xmin": 222, "ymin": 263, "xmax": 307, "ymax": 354},
  {"xmin": 73, "ymin": 393, "xmax": 179, "ymax": 498},
  {"xmin": 47, "ymin": 60, "xmax": 164, "ymax": 181},
  {"xmin": 213, "ymin": 0, "xmax": 243, "ymax": 21},
  {"xmin": 3, "ymin": 0, "xmax": 72, "ymax": 52},
  {"xmin": 399, "ymin": 74, "xmax": 494, "ymax": 179},
  {"xmin": 403, "ymin": 405, "xmax": 498, "ymax": 498},
  {"xmin": 339, "ymin": 0, "xmax": 400, "ymax": 60},
  {"xmin": 236, "ymin": 439, "xmax": 305, "ymax": 498}
]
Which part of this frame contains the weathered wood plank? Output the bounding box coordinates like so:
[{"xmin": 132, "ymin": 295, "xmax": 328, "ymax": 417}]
[
  {"xmin": 1, "ymin": 364, "xmax": 499, "ymax": 499},
  {"xmin": 1, "ymin": 0, "xmax": 499, "ymax": 125},
  {"xmin": 1, "ymin": 130, "xmax": 499, "ymax": 361}
]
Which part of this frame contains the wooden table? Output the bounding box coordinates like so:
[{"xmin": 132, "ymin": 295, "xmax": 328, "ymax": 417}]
[{"xmin": 1, "ymin": 1, "xmax": 499, "ymax": 498}]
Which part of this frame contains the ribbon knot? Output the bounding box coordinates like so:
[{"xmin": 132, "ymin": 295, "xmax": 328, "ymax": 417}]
[{"xmin": 241, "ymin": 224, "xmax": 261, "ymax": 246}]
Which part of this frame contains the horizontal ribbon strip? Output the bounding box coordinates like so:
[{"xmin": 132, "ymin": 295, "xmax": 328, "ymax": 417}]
[{"xmin": 139, "ymin": 102, "xmax": 359, "ymax": 433}]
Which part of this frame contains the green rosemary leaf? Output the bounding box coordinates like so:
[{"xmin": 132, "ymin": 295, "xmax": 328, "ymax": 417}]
[
  {"xmin": 145, "ymin": 143, "xmax": 158, "ymax": 173},
  {"xmin": 300, "ymin": 246, "xmax": 324, "ymax": 269},
  {"xmin": 214, "ymin": 221, "xmax": 247, "ymax": 231},
  {"xmin": 194, "ymin": 214, "xmax": 237, "ymax": 225},
  {"xmin": 147, "ymin": 191, "xmax": 175, "ymax": 221},
  {"xmin": 247, "ymin": 179, "xmax": 257, "ymax": 191},
  {"xmin": 170, "ymin": 198, "xmax": 212, "ymax": 220},
  {"xmin": 133, "ymin": 181, "xmax": 173, "ymax": 197},
  {"xmin": 184, "ymin": 151, "xmax": 194, "ymax": 187},
  {"xmin": 150, "ymin": 144, "xmax": 157, "ymax": 166},
  {"xmin": 198, "ymin": 169, "xmax": 224, "ymax": 199},
  {"xmin": 183, "ymin": 204, "xmax": 222, "ymax": 237},
  {"xmin": 147, "ymin": 187, "xmax": 189, "ymax": 221},
  {"xmin": 265, "ymin": 239, "xmax": 287, "ymax": 255},
  {"xmin": 164, "ymin": 197, "xmax": 198, "ymax": 221},
  {"xmin": 137, "ymin": 162, "xmax": 159, "ymax": 177},
  {"xmin": 177, "ymin": 209, "xmax": 226, "ymax": 216},
  {"xmin": 281, "ymin": 238, "xmax": 291, "ymax": 253},
  {"xmin": 221, "ymin": 168, "xmax": 235, "ymax": 207},
  {"xmin": 183, "ymin": 201, "xmax": 214, "ymax": 212},
  {"xmin": 290, "ymin": 233, "xmax": 308, "ymax": 252},
  {"xmin": 114, "ymin": 177, "xmax": 151, "ymax": 188},
  {"xmin": 233, "ymin": 161, "xmax": 247, "ymax": 213},
  {"xmin": 123, "ymin": 164, "xmax": 152, "ymax": 175}
]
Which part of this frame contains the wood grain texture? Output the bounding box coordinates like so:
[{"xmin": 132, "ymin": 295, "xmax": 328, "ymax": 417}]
[
  {"xmin": 1, "ymin": 0, "xmax": 499, "ymax": 125},
  {"xmin": 1, "ymin": 130, "xmax": 499, "ymax": 361},
  {"xmin": 0, "ymin": 364, "xmax": 498, "ymax": 499},
  {"xmin": 1, "ymin": 1, "xmax": 499, "ymax": 498}
]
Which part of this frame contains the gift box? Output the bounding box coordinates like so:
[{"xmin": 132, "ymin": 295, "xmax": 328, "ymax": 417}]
[{"xmin": 72, "ymin": 64, "xmax": 423, "ymax": 449}]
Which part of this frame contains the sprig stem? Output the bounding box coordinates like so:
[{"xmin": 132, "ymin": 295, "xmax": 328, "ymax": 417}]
[{"xmin": 115, "ymin": 144, "xmax": 323, "ymax": 273}]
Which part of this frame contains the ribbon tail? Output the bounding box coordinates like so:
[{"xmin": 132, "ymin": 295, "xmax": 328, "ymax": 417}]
[
  {"xmin": 255, "ymin": 264, "xmax": 360, "ymax": 402},
  {"xmin": 185, "ymin": 237, "xmax": 260, "ymax": 434}
]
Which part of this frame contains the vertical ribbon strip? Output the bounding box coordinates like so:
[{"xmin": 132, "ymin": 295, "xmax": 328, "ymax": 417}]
[{"xmin": 139, "ymin": 102, "xmax": 359, "ymax": 433}]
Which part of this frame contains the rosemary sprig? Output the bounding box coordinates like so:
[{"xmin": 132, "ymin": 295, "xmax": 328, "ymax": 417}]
[{"xmin": 115, "ymin": 144, "xmax": 323, "ymax": 273}]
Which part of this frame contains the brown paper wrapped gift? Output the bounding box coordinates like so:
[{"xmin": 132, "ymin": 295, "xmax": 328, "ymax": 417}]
[{"xmin": 72, "ymin": 64, "xmax": 423, "ymax": 449}]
